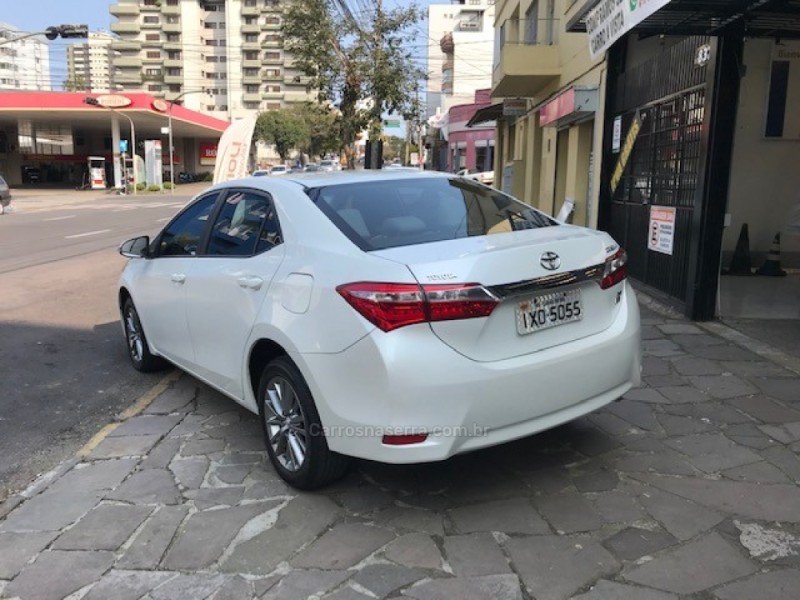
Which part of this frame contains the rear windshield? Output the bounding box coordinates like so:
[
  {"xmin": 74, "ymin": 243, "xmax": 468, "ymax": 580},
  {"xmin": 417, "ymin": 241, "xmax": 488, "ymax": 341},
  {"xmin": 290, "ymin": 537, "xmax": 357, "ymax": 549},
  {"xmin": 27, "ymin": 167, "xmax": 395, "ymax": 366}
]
[{"xmin": 309, "ymin": 177, "xmax": 557, "ymax": 251}]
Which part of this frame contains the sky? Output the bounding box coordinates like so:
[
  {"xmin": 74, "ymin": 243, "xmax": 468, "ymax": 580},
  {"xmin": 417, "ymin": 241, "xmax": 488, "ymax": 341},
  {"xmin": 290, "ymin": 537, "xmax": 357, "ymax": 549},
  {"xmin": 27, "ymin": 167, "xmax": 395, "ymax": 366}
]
[{"xmin": 1, "ymin": 0, "xmax": 446, "ymax": 91}]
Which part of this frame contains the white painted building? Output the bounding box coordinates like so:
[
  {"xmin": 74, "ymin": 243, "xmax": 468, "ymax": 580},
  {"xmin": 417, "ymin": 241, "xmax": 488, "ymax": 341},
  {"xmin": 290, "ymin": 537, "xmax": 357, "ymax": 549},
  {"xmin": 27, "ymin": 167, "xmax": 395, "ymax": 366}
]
[
  {"xmin": 426, "ymin": 0, "xmax": 495, "ymax": 118},
  {"xmin": 66, "ymin": 32, "xmax": 117, "ymax": 93},
  {"xmin": 0, "ymin": 22, "xmax": 52, "ymax": 91}
]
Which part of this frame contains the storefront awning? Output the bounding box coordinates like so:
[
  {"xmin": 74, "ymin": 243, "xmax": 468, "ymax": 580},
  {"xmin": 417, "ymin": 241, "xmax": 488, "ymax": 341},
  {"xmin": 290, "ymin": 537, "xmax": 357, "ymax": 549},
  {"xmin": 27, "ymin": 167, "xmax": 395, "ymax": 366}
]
[
  {"xmin": 539, "ymin": 87, "xmax": 599, "ymax": 128},
  {"xmin": 568, "ymin": 0, "xmax": 800, "ymax": 39},
  {"xmin": 466, "ymin": 103, "xmax": 503, "ymax": 127}
]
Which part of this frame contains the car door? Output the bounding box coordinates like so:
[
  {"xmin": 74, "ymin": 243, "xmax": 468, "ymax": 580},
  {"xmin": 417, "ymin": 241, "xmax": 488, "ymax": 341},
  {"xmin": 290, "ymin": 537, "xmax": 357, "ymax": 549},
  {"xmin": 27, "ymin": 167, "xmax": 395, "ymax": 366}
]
[
  {"xmin": 185, "ymin": 188, "xmax": 285, "ymax": 398},
  {"xmin": 134, "ymin": 192, "xmax": 219, "ymax": 365}
]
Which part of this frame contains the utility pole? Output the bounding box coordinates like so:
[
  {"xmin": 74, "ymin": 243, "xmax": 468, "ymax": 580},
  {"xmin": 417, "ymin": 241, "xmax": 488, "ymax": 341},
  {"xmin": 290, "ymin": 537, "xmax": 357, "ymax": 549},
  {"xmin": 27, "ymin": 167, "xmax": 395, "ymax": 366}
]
[
  {"xmin": 416, "ymin": 82, "xmax": 424, "ymax": 170},
  {"xmin": 367, "ymin": 0, "xmax": 384, "ymax": 169}
]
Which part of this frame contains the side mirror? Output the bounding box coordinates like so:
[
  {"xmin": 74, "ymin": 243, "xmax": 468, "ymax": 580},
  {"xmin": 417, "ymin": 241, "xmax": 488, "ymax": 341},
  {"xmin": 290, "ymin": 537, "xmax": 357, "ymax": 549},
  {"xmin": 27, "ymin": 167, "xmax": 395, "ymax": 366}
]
[{"xmin": 119, "ymin": 236, "xmax": 150, "ymax": 258}]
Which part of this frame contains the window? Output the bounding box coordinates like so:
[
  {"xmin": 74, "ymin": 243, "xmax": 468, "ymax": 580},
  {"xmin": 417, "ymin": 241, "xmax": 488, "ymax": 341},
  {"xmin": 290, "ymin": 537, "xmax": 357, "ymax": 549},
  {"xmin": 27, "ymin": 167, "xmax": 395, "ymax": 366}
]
[
  {"xmin": 311, "ymin": 178, "xmax": 556, "ymax": 251},
  {"xmin": 143, "ymin": 16, "xmax": 160, "ymax": 24},
  {"xmin": 243, "ymin": 68, "xmax": 259, "ymax": 76},
  {"xmin": 766, "ymin": 60, "xmax": 790, "ymax": 138},
  {"xmin": 146, "ymin": 51, "xmax": 161, "ymax": 59},
  {"xmin": 207, "ymin": 191, "xmax": 282, "ymax": 256},
  {"xmin": 525, "ymin": 1, "xmax": 539, "ymax": 44},
  {"xmin": 264, "ymin": 51, "xmax": 280, "ymax": 61},
  {"xmin": 245, "ymin": 34, "xmax": 259, "ymax": 42},
  {"xmin": 159, "ymin": 194, "xmax": 218, "ymax": 257},
  {"xmin": 166, "ymin": 16, "xmax": 179, "ymax": 24},
  {"xmin": 245, "ymin": 84, "xmax": 259, "ymax": 93},
  {"xmin": 145, "ymin": 33, "xmax": 160, "ymax": 41},
  {"xmin": 244, "ymin": 51, "xmax": 259, "ymax": 60}
]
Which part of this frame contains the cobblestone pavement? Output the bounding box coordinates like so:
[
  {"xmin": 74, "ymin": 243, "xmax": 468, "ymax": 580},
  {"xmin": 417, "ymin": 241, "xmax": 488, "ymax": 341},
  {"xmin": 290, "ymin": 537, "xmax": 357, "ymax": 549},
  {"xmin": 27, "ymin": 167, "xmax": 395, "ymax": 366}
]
[{"xmin": 2, "ymin": 303, "xmax": 800, "ymax": 600}]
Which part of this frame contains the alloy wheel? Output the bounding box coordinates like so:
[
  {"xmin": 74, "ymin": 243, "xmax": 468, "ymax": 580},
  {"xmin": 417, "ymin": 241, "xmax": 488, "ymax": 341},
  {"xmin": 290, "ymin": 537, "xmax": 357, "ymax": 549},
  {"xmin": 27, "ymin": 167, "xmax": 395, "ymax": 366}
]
[
  {"xmin": 125, "ymin": 308, "xmax": 143, "ymax": 363},
  {"xmin": 264, "ymin": 376, "xmax": 308, "ymax": 472}
]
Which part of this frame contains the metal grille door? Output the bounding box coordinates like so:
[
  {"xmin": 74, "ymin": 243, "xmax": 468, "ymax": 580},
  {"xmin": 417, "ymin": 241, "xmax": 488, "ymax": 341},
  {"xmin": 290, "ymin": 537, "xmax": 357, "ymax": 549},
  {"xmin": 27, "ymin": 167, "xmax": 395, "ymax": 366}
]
[{"xmin": 605, "ymin": 36, "xmax": 710, "ymax": 305}]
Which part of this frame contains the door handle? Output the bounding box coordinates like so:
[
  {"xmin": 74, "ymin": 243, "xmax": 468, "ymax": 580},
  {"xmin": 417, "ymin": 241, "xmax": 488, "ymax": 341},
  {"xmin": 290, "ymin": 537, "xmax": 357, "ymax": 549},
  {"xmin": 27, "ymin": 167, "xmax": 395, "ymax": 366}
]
[
  {"xmin": 237, "ymin": 275, "xmax": 264, "ymax": 291},
  {"xmin": 170, "ymin": 273, "xmax": 186, "ymax": 284}
]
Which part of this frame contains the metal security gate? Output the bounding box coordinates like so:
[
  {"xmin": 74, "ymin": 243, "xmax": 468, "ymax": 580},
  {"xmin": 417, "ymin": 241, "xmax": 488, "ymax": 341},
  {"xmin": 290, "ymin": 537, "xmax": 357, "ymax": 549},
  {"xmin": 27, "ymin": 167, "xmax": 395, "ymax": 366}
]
[{"xmin": 603, "ymin": 36, "xmax": 711, "ymax": 308}]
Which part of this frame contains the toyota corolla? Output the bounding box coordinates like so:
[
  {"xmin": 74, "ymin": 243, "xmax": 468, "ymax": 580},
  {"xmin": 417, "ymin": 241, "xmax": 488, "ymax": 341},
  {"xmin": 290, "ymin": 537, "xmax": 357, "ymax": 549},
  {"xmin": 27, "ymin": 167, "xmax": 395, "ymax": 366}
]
[{"xmin": 118, "ymin": 171, "xmax": 641, "ymax": 489}]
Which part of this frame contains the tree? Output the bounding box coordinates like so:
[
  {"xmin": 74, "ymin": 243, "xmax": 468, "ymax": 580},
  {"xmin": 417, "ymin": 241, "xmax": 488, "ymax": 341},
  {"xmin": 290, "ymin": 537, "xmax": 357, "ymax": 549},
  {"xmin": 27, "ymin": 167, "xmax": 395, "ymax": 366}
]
[
  {"xmin": 62, "ymin": 75, "xmax": 87, "ymax": 92},
  {"xmin": 282, "ymin": 0, "xmax": 423, "ymax": 168},
  {"xmin": 291, "ymin": 103, "xmax": 341, "ymax": 158},
  {"xmin": 254, "ymin": 109, "xmax": 307, "ymax": 161}
]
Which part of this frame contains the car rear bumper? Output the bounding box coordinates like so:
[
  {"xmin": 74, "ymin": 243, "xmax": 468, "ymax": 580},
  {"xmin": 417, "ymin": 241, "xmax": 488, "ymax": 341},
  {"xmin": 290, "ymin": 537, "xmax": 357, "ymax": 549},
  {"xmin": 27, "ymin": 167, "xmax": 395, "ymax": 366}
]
[{"xmin": 298, "ymin": 283, "xmax": 641, "ymax": 463}]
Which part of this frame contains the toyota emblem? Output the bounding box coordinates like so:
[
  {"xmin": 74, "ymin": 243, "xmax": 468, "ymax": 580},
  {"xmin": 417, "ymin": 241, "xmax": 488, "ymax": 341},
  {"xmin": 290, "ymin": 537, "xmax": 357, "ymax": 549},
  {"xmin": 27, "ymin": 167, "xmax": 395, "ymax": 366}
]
[{"xmin": 540, "ymin": 251, "xmax": 561, "ymax": 271}]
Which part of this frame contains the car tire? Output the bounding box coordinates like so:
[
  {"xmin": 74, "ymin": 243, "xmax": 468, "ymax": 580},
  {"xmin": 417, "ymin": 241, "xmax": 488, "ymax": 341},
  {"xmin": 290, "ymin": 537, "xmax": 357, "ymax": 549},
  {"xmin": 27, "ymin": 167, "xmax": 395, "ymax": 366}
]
[
  {"xmin": 257, "ymin": 356, "xmax": 350, "ymax": 490},
  {"xmin": 122, "ymin": 298, "xmax": 168, "ymax": 372}
]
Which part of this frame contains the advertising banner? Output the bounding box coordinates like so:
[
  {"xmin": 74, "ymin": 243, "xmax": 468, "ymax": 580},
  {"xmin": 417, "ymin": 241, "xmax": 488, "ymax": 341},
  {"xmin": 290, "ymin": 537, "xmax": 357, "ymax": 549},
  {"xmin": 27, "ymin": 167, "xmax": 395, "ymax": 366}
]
[
  {"xmin": 587, "ymin": 0, "xmax": 673, "ymax": 61},
  {"xmin": 199, "ymin": 142, "xmax": 218, "ymax": 166},
  {"xmin": 144, "ymin": 140, "xmax": 163, "ymax": 187},
  {"xmin": 213, "ymin": 117, "xmax": 256, "ymax": 184}
]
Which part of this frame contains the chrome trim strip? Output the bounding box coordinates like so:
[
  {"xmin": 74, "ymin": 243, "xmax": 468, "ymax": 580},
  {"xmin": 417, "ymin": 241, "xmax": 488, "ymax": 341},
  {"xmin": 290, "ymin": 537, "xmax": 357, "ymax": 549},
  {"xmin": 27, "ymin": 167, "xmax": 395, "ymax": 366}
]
[{"xmin": 487, "ymin": 263, "xmax": 605, "ymax": 299}]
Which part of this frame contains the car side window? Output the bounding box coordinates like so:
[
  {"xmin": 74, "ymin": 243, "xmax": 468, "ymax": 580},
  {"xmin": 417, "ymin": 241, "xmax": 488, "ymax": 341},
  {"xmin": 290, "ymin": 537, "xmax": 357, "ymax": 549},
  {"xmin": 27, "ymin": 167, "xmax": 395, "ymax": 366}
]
[
  {"xmin": 206, "ymin": 190, "xmax": 282, "ymax": 257},
  {"xmin": 158, "ymin": 193, "xmax": 217, "ymax": 257}
]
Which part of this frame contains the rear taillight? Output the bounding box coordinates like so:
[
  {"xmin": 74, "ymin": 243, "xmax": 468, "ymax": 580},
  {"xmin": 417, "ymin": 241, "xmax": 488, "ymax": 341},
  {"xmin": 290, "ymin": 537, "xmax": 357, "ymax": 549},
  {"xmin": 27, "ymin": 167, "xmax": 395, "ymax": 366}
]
[
  {"xmin": 337, "ymin": 282, "xmax": 499, "ymax": 332},
  {"xmin": 601, "ymin": 249, "xmax": 627, "ymax": 289}
]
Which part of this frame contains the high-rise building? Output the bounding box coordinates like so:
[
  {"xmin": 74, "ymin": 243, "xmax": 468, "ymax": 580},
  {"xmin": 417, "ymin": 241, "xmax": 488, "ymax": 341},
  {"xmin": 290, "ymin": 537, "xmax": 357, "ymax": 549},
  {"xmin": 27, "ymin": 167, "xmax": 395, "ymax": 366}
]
[
  {"xmin": 66, "ymin": 32, "xmax": 116, "ymax": 92},
  {"xmin": 426, "ymin": 0, "xmax": 495, "ymax": 118},
  {"xmin": 109, "ymin": 0, "xmax": 315, "ymax": 120},
  {"xmin": 0, "ymin": 22, "xmax": 52, "ymax": 91}
]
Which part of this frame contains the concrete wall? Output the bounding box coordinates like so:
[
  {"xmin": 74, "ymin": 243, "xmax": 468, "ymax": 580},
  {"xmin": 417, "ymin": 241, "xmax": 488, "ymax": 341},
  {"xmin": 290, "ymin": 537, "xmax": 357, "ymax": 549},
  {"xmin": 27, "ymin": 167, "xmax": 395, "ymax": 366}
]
[{"xmin": 724, "ymin": 38, "xmax": 800, "ymax": 267}]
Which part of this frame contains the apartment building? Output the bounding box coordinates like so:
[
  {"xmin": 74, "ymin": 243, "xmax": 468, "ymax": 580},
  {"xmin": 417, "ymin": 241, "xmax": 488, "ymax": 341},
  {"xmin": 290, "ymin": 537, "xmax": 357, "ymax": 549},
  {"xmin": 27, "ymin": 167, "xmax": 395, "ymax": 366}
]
[
  {"xmin": 109, "ymin": 0, "xmax": 314, "ymax": 120},
  {"xmin": 427, "ymin": 1, "xmax": 496, "ymax": 119},
  {"xmin": 0, "ymin": 22, "xmax": 52, "ymax": 91},
  {"xmin": 66, "ymin": 32, "xmax": 117, "ymax": 93}
]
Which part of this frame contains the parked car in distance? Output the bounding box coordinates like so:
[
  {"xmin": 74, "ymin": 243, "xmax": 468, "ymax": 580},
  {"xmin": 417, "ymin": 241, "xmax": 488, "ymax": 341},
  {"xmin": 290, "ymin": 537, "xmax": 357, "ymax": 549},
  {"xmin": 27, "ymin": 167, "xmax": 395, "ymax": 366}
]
[
  {"xmin": 269, "ymin": 165, "xmax": 289, "ymax": 176},
  {"xmin": 304, "ymin": 164, "xmax": 320, "ymax": 172},
  {"xmin": 252, "ymin": 170, "xmax": 270, "ymax": 177},
  {"xmin": 117, "ymin": 171, "xmax": 641, "ymax": 489},
  {"xmin": 319, "ymin": 159, "xmax": 340, "ymax": 172},
  {"xmin": 457, "ymin": 168, "xmax": 494, "ymax": 186},
  {"xmin": 0, "ymin": 174, "xmax": 10, "ymax": 215}
]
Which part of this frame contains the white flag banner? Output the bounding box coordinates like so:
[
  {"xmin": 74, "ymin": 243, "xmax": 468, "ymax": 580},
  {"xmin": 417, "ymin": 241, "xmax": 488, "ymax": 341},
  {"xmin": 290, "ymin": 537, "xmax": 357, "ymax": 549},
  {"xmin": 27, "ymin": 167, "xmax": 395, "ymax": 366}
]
[
  {"xmin": 587, "ymin": 0, "xmax": 673, "ymax": 61},
  {"xmin": 213, "ymin": 117, "xmax": 257, "ymax": 184}
]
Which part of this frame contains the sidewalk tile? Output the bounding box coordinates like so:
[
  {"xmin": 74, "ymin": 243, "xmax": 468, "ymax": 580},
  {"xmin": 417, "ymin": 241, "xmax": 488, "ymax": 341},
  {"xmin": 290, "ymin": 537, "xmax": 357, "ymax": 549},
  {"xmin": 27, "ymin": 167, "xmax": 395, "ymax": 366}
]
[
  {"xmin": 148, "ymin": 573, "xmax": 228, "ymax": 600},
  {"xmin": 638, "ymin": 487, "xmax": 724, "ymax": 541},
  {"xmin": 89, "ymin": 434, "xmax": 162, "ymax": 459},
  {"xmin": 602, "ymin": 526, "xmax": 678, "ymax": 561},
  {"xmin": 443, "ymin": 533, "xmax": 511, "ymax": 577},
  {"xmin": 750, "ymin": 377, "xmax": 800, "ymax": 404},
  {"xmin": 0, "ymin": 531, "xmax": 59, "ymax": 579},
  {"xmin": 534, "ymin": 492, "xmax": 605, "ymax": 534},
  {"xmin": 383, "ymin": 533, "xmax": 444, "ymax": 571},
  {"xmin": 117, "ymin": 505, "xmax": 189, "ymax": 570},
  {"xmin": 0, "ymin": 489, "xmax": 103, "ymax": 533},
  {"xmin": 714, "ymin": 569, "xmax": 800, "ymax": 600},
  {"xmin": 108, "ymin": 414, "xmax": 182, "ymax": 438},
  {"xmin": 352, "ymin": 564, "xmax": 424, "ymax": 597},
  {"xmin": 403, "ymin": 574, "xmax": 523, "ymax": 600},
  {"xmin": 728, "ymin": 396, "xmax": 800, "ymax": 424},
  {"xmin": 291, "ymin": 523, "xmax": 395, "ymax": 569},
  {"xmin": 105, "ymin": 468, "xmax": 181, "ymax": 505},
  {"xmin": 169, "ymin": 456, "xmax": 209, "ymax": 490},
  {"xmin": 688, "ymin": 375, "xmax": 758, "ymax": 399},
  {"xmin": 4, "ymin": 550, "xmax": 115, "ymax": 600},
  {"xmin": 573, "ymin": 580, "xmax": 677, "ymax": 599},
  {"xmin": 51, "ymin": 504, "xmax": 151, "ymax": 551},
  {"xmin": 448, "ymin": 498, "xmax": 550, "ymax": 535},
  {"xmin": 261, "ymin": 569, "xmax": 351, "ymax": 600},
  {"xmin": 83, "ymin": 570, "xmax": 176, "ymax": 600}
]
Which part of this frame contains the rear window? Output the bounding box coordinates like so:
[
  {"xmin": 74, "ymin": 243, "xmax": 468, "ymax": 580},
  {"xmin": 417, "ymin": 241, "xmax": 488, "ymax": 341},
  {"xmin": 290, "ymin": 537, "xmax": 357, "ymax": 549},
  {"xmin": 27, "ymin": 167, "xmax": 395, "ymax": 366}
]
[{"xmin": 310, "ymin": 177, "xmax": 557, "ymax": 251}]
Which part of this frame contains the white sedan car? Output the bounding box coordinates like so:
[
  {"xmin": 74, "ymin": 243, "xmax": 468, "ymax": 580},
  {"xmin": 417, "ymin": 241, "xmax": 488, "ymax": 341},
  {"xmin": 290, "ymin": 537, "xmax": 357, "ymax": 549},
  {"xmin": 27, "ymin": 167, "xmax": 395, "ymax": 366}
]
[{"xmin": 118, "ymin": 172, "xmax": 640, "ymax": 489}]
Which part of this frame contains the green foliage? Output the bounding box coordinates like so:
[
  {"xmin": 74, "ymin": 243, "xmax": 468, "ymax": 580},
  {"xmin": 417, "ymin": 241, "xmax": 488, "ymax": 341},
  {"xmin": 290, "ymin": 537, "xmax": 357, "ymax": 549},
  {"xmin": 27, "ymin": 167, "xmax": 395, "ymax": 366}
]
[
  {"xmin": 199, "ymin": 172, "xmax": 213, "ymax": 182},
  {"xmin": 136, "ymin": 182, "xmax": 146, "ymax": 192},
  {"xmin": 147, "ymin": 184, "xmax": 161, "ymax": 192},
  {"xmin": 62, "ymin": 75, "xmax": 87, "ymax": 92},
  {"xmin": 255, "ymin": 109, "xmax": 308, "ymax": 160},
  {"xmin": 282, "ymin": 0, "xmax": 423, "ymax": 166},
  {"xmin": 162, "ymin": 182, "xmax": 174, "ymax": 190}
]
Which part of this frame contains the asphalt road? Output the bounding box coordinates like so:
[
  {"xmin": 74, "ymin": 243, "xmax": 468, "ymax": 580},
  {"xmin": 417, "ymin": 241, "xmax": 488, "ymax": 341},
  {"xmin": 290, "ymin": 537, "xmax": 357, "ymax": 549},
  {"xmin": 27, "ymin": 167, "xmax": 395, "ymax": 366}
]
[{"xmin": 0, "ymin": 189, "xmax": 198, "ymax": 500}]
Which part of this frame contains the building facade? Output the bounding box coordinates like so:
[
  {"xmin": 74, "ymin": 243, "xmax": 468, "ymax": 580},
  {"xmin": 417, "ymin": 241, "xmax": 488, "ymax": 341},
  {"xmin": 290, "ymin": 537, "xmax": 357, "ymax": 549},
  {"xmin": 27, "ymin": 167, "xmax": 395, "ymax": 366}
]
[
  {"xmin": 427, "ymin": 0, "xmax": 496, "ymax": 119},
  {"xmin": 490, "ymin": 0, "xmax": 605, "ymax": 230},
  {"xmin": 0, "ymin": 23, "xmax": 51, "ymax": 91},
  {"xmin": 66, "ymin": 32, "xmax": 117, "ymax": 93},
  {"xmin": 109, "ymin": 0, "xmax": 314, "ymax": 120}
]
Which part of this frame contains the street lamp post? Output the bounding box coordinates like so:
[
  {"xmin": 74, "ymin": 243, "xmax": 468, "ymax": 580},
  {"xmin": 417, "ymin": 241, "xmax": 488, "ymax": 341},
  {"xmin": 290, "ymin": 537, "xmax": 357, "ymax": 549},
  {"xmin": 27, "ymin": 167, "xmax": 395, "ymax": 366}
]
[
  {"xmin": 0, "ymin": 24, "xmax": 89, "ymax": 46},
  {"xmin": 84, "ymin": 97, "xmax": 137, "ymax": 195},
  {"xmin": 167, "ymin": 90, "xmax": 205, "ymax": 194}
]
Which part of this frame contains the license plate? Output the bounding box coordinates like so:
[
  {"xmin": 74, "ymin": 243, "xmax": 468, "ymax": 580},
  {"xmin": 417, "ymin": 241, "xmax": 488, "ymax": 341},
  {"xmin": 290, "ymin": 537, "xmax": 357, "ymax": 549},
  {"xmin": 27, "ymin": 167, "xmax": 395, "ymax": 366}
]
[{"xmin": 515, "ymin": 290, "xmax": 583, "ymax": 335}]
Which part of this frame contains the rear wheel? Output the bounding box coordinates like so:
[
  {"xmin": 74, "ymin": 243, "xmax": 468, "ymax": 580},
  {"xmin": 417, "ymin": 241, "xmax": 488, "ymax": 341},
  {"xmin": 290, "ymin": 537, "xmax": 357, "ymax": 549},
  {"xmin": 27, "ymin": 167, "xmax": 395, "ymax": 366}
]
[
  {"xmin": 257, "ymin": 356, "xmax": 350, "ymax": 489},
  {"xmin": 122, "ymin": 298, "xmax": 168, "ymax": 372}
]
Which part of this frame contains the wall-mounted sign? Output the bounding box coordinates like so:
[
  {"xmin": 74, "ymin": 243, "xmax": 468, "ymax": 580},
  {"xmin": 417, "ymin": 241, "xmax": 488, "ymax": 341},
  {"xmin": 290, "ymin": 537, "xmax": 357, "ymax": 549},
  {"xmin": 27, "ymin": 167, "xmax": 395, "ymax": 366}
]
[
  {"xmin": 502, "ymin": 98, "xmax": 527, "ymax": 117},
  {"xmin": 612, "ymin": 115, "xmax": 622, "ymax": 153},
  {"xmin": 587, "ymin": 0, "xmax": 674, "ymax": 61},
  {"xmin": 199, "ymin": 142, "xmax": 218, "ymax": 166},
  {"xmin": 695, "ymin": 44, "xmax": 712, "ymax": 67},
  {"xmin": 610, "ymin": 110, "xmax": 643, "ymax": 193},
  {"xmin": 152, "ymin": 99, "xmax": 169, "ymax": 112},
  {"xmin": 95, "ymin": 94, "xmax": 132, "ymax": 109},
  {"xmin": 119, "ymin": 139, "xmax": 129, "ymax": 153},
  {"xmin": 648, "ymin": 206, "xmax": 676, "ymax": 255}
]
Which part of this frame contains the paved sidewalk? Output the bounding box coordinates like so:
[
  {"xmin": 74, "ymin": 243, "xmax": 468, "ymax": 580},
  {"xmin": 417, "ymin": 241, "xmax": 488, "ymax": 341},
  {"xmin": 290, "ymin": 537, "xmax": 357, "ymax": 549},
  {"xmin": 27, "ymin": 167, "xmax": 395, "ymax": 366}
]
[{"xmin": 2, "ymin": 303, "xmax": 800, "ymax": 600}]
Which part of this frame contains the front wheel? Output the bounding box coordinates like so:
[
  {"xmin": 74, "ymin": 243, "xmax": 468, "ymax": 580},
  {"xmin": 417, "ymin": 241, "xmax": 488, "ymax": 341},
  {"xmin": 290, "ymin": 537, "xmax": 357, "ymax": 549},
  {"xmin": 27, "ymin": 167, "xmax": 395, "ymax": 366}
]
[
  {"xmin": 257, "ymin": 357, "xmax": 350, "ymax": 489},
  {"xmin": 122, "ymin": 298, "xmax": 168, "ymax": 372}
]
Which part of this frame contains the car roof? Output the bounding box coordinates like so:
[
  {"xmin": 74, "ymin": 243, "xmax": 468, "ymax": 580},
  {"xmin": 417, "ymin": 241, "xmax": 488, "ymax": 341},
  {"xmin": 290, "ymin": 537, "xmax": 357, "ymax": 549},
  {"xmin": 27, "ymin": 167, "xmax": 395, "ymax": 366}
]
[{"xmin": 268, "ymin": 169, "xmax": 449, "ymax": 190}]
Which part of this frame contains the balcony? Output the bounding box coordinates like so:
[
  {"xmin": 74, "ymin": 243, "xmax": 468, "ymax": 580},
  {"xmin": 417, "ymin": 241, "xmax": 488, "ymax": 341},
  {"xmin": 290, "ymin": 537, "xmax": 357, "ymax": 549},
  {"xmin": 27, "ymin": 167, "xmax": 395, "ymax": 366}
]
[
  {"xmin": 111, "ymin": 40, "xmax": 141, "ymax": 52},
  {"xmin": 263, "ymin": 18, "xmax": 281, "ymax": 29},
  {"xmin": 262, "ymin": 90, "xmax": 284, "ymax": 100},
  {"xmin": 262, "ymin": 54, "xmax": 281, "ymax": 65},
  {"xmin": 263, "ymin": 71, "xmax": 282, "ymax": 81},
  {"xmin": 111, "ymin": 21, "xmax": 141, "ymax": 34},
  {"xmin": 164, "ymin": 57, "xmax": 183, "ymax": 68},
  {"xmin": 142, "ymin": 54, "xmax": 163, "ymax": 63},
  {"xmin": 163, "ymin": 40, "xmax": 182, "ymax": 51},
  {"xmin": 242, "ymin": 39, "xmax": 261, "ymax": 49},
  {"xmin": 262, "ymin": 36, "xmax": 281, "ymax": 47},
  {"xmin": 114, "ymin": 55, "xmax": 143, "ymax": 68},
  {"xmin": 242, "ymin": 73, "xmax": 262, "ymax": 84},
  {"xmin": 162, "ymin": 3, "xmax": 180, "ymax": 15},
  {"xmin": 241, "ymin": 23, "xmax": 261, "ymax": 34},
  {"xmin": 164, "ymin": 73, "xmax": 183, "ymax": 85},
  {"xmin": 141, "ymin": 20, "xmax": 162, "ymax": 30},
  {"xmin": 163, "ymin": 21, "xmax": 182, "ymax": 33},
  {"xmin": 115, "ymin": 71, "xmax": 142, "ymax": 84},
  {"xmin": 140, "ymin": 2, "xmax": 161, "ymax": 11},
  {"xmin": 243, "ymin": 92, "xmax": 262, "ymax": 103},
  {"xmin": 110, "ymin": 3, "xmax": 140, "ymax": 16},
  {"xmin": 142, "ymin": 37, "xmax": 162, "ymax": 47},
  {"xmin": 242, "ymin": 5, "xmax": 260, "ymax": 16},
  {"xmin": 492, "ymin": 19, "xmax": 561, "ymax": 98},
  {"xmin": 242, "ymin": 59, "xmax": 261, "ymax": 69}
]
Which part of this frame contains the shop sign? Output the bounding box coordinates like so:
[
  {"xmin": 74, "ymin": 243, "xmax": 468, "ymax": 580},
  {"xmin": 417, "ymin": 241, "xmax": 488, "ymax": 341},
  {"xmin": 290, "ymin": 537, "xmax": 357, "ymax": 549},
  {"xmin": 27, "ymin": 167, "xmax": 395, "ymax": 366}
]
[
  {"xmin": 587, "ymin": 0, "xmax": 674, "ymax": 61},
  {"xmin": 152, "ymin": 99, "xmax": 169, "ymax": 112},
  {"xmin": 199, "ymin": 142, "xmax": 218, "ymax": 166},
  {"xmin": 502, "ymin": 98, "xmax": 527, "ymax": 117},
  {"xmin": 648, "ymin": 206, "xmax": 676, "ymax": 255},
  {"xmin": 612, "ymin": 115, "xmax": 622, "ymax": 153},
  {"xmin": 95, "ymin": 94, "xmax": 132, "ymax": 108},
  {"xmin": 539, "ymin": 88, "xmax": 576, "ymax": 126}
]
